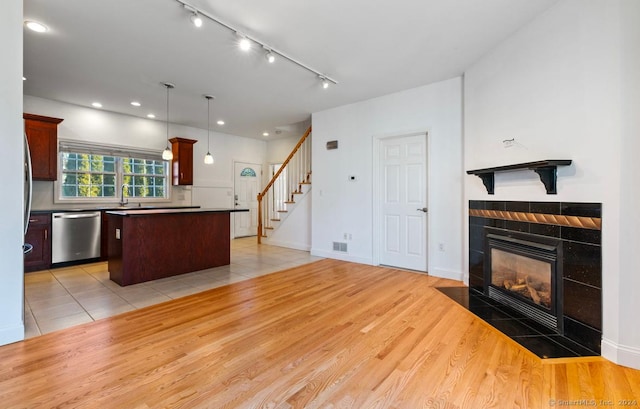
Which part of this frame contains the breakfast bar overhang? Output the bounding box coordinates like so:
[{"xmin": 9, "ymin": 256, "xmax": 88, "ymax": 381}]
[{"xmin": 106, "ymin": 208, "xmax": 248, "ymax": 286}]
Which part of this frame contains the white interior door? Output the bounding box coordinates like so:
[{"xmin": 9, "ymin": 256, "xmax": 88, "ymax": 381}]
[
  {"xmin": 234, "ymin": 162, "xmax": 260, "ymax": 238},
  {"xmin": 380, "ymin": 134, "xmax": 428, "ymax": 271}
]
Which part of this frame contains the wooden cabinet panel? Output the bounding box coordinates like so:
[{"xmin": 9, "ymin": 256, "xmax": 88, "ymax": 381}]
[
  {"xmin": 24, "ymin": 213, "xmax": 51, "ymax": 272},
  {"xmin": 169, "ymin": 137, "xmax": 197, "ymax": 185},
  {"xmin": 100, "ymin": 211, "xmax": 109, "ymax": 261},
  {"xmin": 108, "ymin": 211, "xmax": 230, "ymax": 286},
  {"xmin": 24, "ymin": 113, "xmax": 63, "ymax": 181}
]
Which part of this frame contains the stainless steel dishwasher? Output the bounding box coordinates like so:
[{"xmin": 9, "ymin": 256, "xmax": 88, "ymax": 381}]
[{"xmin": 52, "ymin": 211, "xmax": 101, "ymax": 264}]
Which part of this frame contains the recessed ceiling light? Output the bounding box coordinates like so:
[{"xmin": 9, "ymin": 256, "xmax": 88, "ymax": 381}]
[
  {"xmin": 131, "ymin": 101, "xmax": 141, "ymax": 107},
  {"xmin": 25, "ymin": 20, "xmax": 48, "ymax": 33},
  {"xmin": 91, "ymin": 102, "xmax": 103, "ymax": 108},
  {"xmin": 216, "ymin": 120, "xmax": 225, "ymax": 125},
  {"xmin": 262, "ymin": 132, "xmax": 269, "ymax": 137},
  {"xmin": 147, "ymin": 114, "xmax": 156, "ymax": 119}
]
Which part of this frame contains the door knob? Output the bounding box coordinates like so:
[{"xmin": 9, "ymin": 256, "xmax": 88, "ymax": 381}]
[{"xmin": 417, "ymin": 207, "xmax": 428, "ymax": 213}]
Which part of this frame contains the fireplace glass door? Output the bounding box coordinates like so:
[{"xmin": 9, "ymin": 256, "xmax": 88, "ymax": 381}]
[{"xmin": 490, "ymin": 248, "xmax": 552, "ymax": 310}]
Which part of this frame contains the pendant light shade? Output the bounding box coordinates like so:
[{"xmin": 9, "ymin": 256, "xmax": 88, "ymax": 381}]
[
  {"xmin": 162, "ymin": 82, "xmax": 175, "ymax": 161},
  {"xmin": 204, "ymin": 95, "xmax": 215, "ymax": 165}
]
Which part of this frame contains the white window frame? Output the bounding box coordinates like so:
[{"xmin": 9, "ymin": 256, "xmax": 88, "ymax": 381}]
[{"xmin": 54, "ymin": 139, "xmax": 172, "ymax": 205}]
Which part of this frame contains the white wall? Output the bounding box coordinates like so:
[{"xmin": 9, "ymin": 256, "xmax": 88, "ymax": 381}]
[
  {"xmin": 464, "ymin": 0, "xmax": 639, "ymax": 369},
  {"xmin": 266, "ymin": 135, "xmax": 300, "ymax": 165},
  {"xmin": 0, "ymin": 0, "xmax": 25, "ymax": 345},
  {"xmin": 23, "ymin": 96, "xmax": 267, "ymax": 212},
  {"xmin": 612, "ymin": 0, "xmax": 640, "ymax": 369},
  {"xmin": 312, "ymin": 77, "xmax": 463, "ymax": 279},
  {"xmin": 265, "ymin": 188, "xmax": 312, "ymax": 251}
]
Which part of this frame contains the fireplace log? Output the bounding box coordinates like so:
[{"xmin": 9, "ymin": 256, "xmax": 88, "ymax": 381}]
[
  {"xmin": 526, "ymin": 284, "xmax": 542, "ymax": 305},
  {"xmin": 525, "ymin": 275, "xmax": 543, "ymax": 291},
  {"xmin": 510, "ymin": 284, "xmax": 527, "ymax": 291},
  {"xmin": 504, "ymin": 280, "xmax": 514, "ymax": 290}
]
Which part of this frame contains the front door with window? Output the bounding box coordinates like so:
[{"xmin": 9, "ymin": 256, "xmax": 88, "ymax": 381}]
[{"xmin": 234, "ymin": 162, "xmax": 260, "ymax": 237}]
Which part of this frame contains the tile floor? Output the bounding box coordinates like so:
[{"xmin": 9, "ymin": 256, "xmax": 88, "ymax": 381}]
[
  {"xmin": 24, "ymin": 237, "xmax": 323, "ymax": 338},
  {"xmin": 436, "ymin": 286, "xmax": 599, "ymax": 358}
]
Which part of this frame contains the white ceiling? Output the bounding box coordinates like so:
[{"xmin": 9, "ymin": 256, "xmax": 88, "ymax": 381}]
[{"xmin": 23, "ymin": 0, "xmax": 558, "ymax": 140}]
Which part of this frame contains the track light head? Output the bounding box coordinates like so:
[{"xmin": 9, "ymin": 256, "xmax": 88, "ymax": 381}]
[
  {"xmin": 319, "ymin": 76, "xmax": 330, "ymax": 89},
  {"xmin": 264, "ymin": 48, "xmax": 275, "ymax": 63},
  {"xmin": 190, "ymin": 12, "xmax": 203, "ymax": 28},
  {"xmin": 237, "ymin": 33, "xmax": 251, "ymax": 51}
]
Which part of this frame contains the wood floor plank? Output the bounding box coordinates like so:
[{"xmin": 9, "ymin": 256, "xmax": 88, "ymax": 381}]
[{"xmin": 1, "ymin": 259, "xmax": 639, "ymax": 408}]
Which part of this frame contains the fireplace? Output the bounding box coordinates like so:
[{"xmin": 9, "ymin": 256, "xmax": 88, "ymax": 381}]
[
  {"xmin": 468, "ymin": 201, "xmax": 603, "ymax": 356},
  {"xmin": 485, "ymin": 228, "xmax": 562, "ymax": 332}
]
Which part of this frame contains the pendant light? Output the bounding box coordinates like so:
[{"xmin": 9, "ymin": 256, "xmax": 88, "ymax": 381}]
[
  {"xmin": 162, "ymin": 82, "xmax": 175, "ymax": 161},
  {"xmin": 204, "ymin": 95, "xmax": 214, "ymax": 164}
]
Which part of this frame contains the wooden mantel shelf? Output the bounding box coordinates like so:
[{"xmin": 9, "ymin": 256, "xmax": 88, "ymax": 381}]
[{"xmin": 466, "ymin": 160, "xmax": 572, "ymax": 195}]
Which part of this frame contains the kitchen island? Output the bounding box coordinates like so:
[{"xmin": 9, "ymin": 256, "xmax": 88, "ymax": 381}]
[{"xmin": 106, "ymin": 208, "xmax": 247, "ymax": 286}]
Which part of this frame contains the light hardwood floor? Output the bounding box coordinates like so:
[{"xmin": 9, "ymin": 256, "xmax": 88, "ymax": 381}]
[{"xmin": 2, "ymin": 258, "xmax": 639, "ymax": 408}]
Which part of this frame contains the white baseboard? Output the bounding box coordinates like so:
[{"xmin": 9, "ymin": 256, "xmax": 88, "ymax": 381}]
[
  {"xmin": 601, "ymin": 338, "xmax": 640, "ymax": 370},
  {"xmin": 429, "ymin": 267, "xmax": 464, "ymax": 282},
  {"xmin": 0, "ymin": 323, "xmax": 24, "ymax": 346},
  {"xmin": 310, "ymin": 249, "xmax": 373, "ymax": 265},
  {"xmin": 263, "ymin": 238, "xmax": 311, "ymax": 252}
]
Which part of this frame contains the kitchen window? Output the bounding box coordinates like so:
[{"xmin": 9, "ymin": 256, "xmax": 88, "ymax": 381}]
[{"xmin": 57, "ymin": 140, "xmax": 169, "ymax": 203}]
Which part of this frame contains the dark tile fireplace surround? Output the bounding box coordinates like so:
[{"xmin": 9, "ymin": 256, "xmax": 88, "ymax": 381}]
[{"xmin": 444, "ymin": 201, "xmax": 602, "ymax": 359}]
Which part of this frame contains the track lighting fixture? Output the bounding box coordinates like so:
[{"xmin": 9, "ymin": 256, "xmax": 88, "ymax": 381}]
[
  {"xmin": 162, "ymin": 82, "xmax": 175, "ymax": 161},
  {"xmin": 204, "ymin": 95, "xmax": 214, "ymax": 165},
  {"xmin": 264, "ymin": 48, "xmax": 275, "ymax": 64},
  {"xmin": 237, "ymin": 34, "xmax": 251, "ymax": 51},
  {"xmin": 174, "ymin": 0, "xmax": 337, "ymax": 86},
  {"xmin": 319, "ymin": 76, "xmax": 330, "ymax": 89},
  {"xmin": 182, "ymin": 4, "xmax": 203, "ymax": 28},
  {"xmin": 190, "ymin": 12, "xmax": 203, "ymax": 28}
]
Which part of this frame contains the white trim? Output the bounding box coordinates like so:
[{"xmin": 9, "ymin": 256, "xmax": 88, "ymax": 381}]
[
  {"xmin": 372, "ymin": 130, "xmax": 430, "ymax": 271},
  {"xmin": 54, "ymin": 150, "xmax": 171, "ymax": 204},
  {"xmin": 310, "ymin": 249, "xmax": 373, "ymax": 265},
  {"xmin": 429, "ymin": 267, "xmax": 464, "ymax": 281},
  {"xmin": 601, "ymin": 338, "xmax": 640, "ymax": 370},
  {"xmin": 264, "ymin": 239, "xmax": 311, "ymax": 251}
]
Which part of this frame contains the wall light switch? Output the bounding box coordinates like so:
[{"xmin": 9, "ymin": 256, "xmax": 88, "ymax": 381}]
[{"xmin": 115, "ymin": 228, "xmax": 121, "ymax": 240}]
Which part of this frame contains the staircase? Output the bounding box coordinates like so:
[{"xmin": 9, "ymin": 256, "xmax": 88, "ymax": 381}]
[{"xmin": 257, "ymin": 127, "xmax": 311, "ymax": 244}]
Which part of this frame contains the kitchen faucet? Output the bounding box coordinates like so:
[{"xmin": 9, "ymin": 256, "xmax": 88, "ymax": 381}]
[{"xmin": 120, "ymin": 184, "xmax": 128, "ymax": 206}]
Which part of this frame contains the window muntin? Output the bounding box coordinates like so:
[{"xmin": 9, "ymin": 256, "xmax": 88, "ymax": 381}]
[
  {"xmin": 61, "ymin": 153, "xmax": 117, "ymax": 198},
  {"xmin": 122, "ymin": 158, "xmax": 167, "ymax": 199},
  {"xmin": 59, "ymin": 152, "xmax": 168, "ymax": 202}
]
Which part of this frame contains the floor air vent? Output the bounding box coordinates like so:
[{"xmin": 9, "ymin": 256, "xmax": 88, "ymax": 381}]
[{"xmin": 333, "ymin": 242, "xmax": 348, "ymax": 252}]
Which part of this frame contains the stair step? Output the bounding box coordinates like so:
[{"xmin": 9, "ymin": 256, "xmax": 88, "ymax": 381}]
[
  {"xmin": 284, "ymin": 201, "xmax": 295, "ymax": 204},
  {"xmin": 264, "ymin": 226, "xmax": 274, "ymax": 230},
  {"xmin": 277, "ymin": 210, "xmax": 288, "ymax": 213},
  {"xmin": 300, "ymin": 181, "xmax": 311, "ymax": 185},
  {"xmin": 270, "ymin": 218, "xmax": 281, "ymax": 222},
  {"xmin": 293, "ymin": 191, "xmax": 303, "ymax": 195}
]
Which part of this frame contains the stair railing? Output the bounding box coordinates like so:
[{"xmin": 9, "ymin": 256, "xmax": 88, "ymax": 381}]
[{"xmin": 257, "ymin": 126, "xmax": 312, "ymax": 243}]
